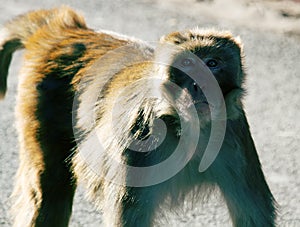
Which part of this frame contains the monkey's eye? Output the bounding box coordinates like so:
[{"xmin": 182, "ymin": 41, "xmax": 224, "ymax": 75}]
[
  {"xmin": 206, "ymin": 59, "xmax": 218, "ymax": 68},
  {"xmin": 181, "ymin": 58, "xmax": 195, "ymax": 67}
]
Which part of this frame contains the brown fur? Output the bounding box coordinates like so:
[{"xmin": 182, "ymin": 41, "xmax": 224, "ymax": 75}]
[
  {"xmin": 0, "ymin": 6, "xmax": 129, "ymax": 226},
  {"xmin": 0, "ymin": 6, "xmax": 277, "ymax": 227}
]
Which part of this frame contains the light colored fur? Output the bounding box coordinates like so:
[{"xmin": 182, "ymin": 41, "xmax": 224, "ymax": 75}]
[{"xmin": 0, "ymin": 6, "xmax": 277, "ymax": 227}]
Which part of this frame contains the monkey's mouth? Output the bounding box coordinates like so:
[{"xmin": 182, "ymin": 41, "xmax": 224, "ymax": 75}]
[{"xmin": 193, "ymin": 100, "xmax": 211, "ymax": 113}]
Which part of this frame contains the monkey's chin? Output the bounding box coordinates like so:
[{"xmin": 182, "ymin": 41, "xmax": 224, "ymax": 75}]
[{"xmin": 193, "ymin": 102, "xmax": 212, "ymax": 126}]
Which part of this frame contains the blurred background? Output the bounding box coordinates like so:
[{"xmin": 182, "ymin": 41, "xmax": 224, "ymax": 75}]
[{"xmin": 0, "ymin": 0, "xmax": 299, "ymax": 226}]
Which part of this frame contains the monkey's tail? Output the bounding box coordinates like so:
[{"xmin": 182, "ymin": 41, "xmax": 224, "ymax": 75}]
[{"xmin": 0, "ymin": 6, "xmax": 87, "ymax": 99}]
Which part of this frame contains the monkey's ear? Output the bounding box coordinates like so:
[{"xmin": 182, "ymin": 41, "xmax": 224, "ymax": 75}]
[
  {"xmin": 233, "ymin": 35, "xmax": 244, "ymax": 53},
  {"xmin": 225, "ymin": 88, "xmax": 244, "ymax": 120},
  {"xmin": 160, "ymin": 32, "xmax": 188, "ymax": 45}
]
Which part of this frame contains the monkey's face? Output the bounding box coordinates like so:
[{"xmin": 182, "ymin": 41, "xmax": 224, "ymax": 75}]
[{"xmin": 161, "ymin": 29, "xmax": 244, "ymax": 118}]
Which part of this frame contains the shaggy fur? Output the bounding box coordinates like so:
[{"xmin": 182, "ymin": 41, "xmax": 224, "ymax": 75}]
[{"xmin": 0, "ymin": 6, "xmax": 277, "ymax": 227}]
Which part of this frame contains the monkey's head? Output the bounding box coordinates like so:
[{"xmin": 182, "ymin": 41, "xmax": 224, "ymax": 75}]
[{"xmin": 157, "ymin": 28, "xmax": 245, "ymax": 122}]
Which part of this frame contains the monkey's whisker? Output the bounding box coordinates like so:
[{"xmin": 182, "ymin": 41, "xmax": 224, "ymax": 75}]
[{"xmin": 193, "ymin": 100, "xmax": 213, "ymax": 108}]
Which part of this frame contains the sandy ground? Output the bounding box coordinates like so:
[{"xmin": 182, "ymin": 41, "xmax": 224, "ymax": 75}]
[{"xmin": 0, "ymin": 0, "xmax": 299, "ymax": 226}]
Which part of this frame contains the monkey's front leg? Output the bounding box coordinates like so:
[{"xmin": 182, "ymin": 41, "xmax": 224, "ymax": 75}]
[
  {"xmin": 101, "ymin": 184, "xmax": 162, "ymax": 227},
  {"xmin": 210, "ymin": 117, "xmax": 277, "ymax": 227},
  {"xmin": 121, "ymin": 186, "xmax": 162, "ymax": 227}
]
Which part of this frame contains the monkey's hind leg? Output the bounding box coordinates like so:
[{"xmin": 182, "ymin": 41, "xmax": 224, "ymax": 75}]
[
  {"xmin": 11, "ymin": 146, "xmax": 76, "ymax": 227},
  {"xmin": 11, "ymin": 76, "xmax": 77, "ymax": 227}
]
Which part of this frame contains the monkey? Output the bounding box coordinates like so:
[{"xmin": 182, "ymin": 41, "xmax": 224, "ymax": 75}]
[{"xmin": 0, "ymin": 6, "xmax": 277, "ymax": 227}]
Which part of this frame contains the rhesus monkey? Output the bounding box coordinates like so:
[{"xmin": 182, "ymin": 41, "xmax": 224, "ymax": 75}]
[{"xmin": 0, "ymin": 6, "xmax": 277, "ymax": 227}]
